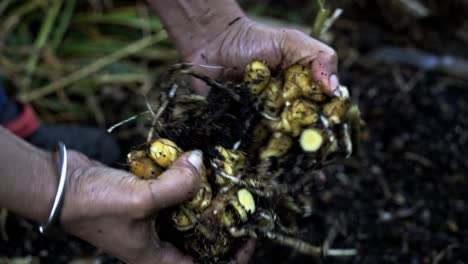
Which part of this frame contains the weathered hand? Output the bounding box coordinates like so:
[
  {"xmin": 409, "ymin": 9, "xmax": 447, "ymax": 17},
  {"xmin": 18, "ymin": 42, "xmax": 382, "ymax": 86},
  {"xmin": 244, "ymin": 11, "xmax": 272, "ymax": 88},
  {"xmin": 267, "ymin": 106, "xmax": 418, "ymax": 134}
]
[
  {"xmin": 57, "ymin": 150, "xmax": 255, "ymax": 264},
  {"xmin": 59, "ymin": 150, "xmax": 203, "ymax": 264},
  {"xmin": 184, "ymin": 18, "xmax": 339, "ymax": 96}
]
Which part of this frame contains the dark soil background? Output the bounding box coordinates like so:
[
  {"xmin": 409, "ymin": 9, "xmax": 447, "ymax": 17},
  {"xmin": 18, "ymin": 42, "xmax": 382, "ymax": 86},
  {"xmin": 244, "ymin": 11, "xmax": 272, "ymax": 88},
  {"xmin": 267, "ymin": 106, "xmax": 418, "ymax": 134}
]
[
  {"xmin": 1, "ymin": 0, "xmax": 468, "ymax": 263},
  {"xmin": 247, "ymin": 1, "xmax": 468, "ymax": 263}
]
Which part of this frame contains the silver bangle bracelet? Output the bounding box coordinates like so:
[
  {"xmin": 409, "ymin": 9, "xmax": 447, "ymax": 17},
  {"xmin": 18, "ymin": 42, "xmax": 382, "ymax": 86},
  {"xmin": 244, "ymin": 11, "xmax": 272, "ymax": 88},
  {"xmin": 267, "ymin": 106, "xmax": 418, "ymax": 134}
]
[{"xmin": 39, "ymin": 142, "xmax": 68, "ymax": 235}]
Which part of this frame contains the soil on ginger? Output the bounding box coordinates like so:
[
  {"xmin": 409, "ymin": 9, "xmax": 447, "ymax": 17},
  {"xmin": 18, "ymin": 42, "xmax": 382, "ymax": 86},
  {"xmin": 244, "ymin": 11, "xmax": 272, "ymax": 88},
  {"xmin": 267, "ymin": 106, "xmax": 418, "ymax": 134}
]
[{"xmin": 2, "ymin": 1, "xmax": 468, "ymax": 264}]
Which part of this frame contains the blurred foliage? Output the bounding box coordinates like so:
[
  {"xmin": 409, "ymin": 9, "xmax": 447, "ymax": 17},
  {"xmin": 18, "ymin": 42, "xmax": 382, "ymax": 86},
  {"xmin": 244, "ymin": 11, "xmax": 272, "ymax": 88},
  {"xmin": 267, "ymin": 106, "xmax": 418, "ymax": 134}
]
[
  {"xmin": 2, "ymin": 0, "xmax": 466, "ymax": 125},
  {"xmin": 0, "ymin": 0, "xmax": 325, "ymax": 125},
  {"xmin": 0, "ymin": 0, "xmax": 178, "ymax": 124}
]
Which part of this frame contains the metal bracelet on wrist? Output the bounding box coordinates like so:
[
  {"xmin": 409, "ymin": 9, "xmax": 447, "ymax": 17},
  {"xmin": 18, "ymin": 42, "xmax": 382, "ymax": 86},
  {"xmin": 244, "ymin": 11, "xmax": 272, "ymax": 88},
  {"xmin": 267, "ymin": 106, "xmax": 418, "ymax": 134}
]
[{"xmin": 39, "ymin": 142, "xmax": 68, "ymax": 235}]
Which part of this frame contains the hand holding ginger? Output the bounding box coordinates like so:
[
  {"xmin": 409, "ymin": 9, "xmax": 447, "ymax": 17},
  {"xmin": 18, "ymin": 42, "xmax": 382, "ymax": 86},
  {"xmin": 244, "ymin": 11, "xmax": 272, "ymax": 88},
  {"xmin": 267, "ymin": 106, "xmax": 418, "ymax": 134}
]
[{"xmin": 148, "ymin": 0, "xmax": 340, "ymax": 96}]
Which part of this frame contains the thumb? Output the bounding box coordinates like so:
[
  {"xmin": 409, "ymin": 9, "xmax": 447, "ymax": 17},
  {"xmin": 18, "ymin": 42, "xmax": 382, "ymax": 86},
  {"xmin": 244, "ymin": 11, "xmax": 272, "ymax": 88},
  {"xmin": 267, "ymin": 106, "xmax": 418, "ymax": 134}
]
[
  {"xmin": 231, "ymin": 239, "xmax": 256, "ymax": 264},
  {"xmin": 280, "ymin": 29, "xmax": 339, "ymax": 96},
  {"xmin": 146, "ymin": 150, "xmax": 203, "ymax": 211},
  {"xmin": 156, "ymin": 241, "xmax": 195, "ymax": 264}
]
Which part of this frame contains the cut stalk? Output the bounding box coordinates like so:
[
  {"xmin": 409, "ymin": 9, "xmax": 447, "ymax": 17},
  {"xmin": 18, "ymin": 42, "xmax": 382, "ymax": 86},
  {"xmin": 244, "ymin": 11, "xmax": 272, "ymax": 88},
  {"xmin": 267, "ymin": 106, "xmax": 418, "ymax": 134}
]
[
  {"xmin": 311, "ymin": 0, "xmax": 330, "ymax": 38},
  {"xmin": 300, "ymin": 128, "xmax": 324, "ymax": 152}
]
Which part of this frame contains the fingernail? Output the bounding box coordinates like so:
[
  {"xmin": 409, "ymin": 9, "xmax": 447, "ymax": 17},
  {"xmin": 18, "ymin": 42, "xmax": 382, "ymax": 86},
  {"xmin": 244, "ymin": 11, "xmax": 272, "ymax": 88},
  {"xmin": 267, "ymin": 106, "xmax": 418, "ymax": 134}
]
[
  {"xmin": 188, "ymin": 150, "xmax": 203, "ymax": 172},
  {"xmin": 329, "ymin": 74, "xmax": 340, "ymax": 96}
]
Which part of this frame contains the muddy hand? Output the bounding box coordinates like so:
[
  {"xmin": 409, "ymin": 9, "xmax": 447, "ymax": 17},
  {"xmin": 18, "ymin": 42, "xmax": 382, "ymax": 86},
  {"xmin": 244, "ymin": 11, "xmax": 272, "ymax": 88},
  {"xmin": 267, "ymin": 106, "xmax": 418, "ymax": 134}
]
[
  {"xmin": 60, "ymin": 150, "xmax": 203, "ymax": 264},
  {"xmin": 185, "ymin": 18, "xmax": 339, "ymax": 96}
]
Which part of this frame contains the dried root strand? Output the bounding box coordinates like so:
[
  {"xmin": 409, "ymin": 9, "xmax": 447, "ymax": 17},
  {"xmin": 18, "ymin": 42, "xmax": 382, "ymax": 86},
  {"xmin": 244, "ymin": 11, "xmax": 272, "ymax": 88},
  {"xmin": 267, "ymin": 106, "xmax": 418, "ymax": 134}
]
[
  {"xmin": 214, "ymin": 170, "xmax": 292, "ymax": 198},
  {"xmin": 261, "ymin": 230, "xmax": 321, "ymax": 257},
  {"xmin": 229, "ymin": 226, "xmax": 258, "ymax": 238},
  {"xmin": 180, "ymin": 206, "xmax": 217, "ymax": 241},
  {"xmin": 182, "ymin": 69, "xmax": 241, "ymax": 101}
]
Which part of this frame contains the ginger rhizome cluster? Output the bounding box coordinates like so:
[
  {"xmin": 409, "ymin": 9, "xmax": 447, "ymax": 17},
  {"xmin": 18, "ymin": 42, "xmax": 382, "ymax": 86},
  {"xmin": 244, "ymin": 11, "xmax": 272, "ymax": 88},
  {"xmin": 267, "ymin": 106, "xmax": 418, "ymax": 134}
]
[{"xmin": 126, "ymin": 61, "xmax": 361, "ymax": 261}]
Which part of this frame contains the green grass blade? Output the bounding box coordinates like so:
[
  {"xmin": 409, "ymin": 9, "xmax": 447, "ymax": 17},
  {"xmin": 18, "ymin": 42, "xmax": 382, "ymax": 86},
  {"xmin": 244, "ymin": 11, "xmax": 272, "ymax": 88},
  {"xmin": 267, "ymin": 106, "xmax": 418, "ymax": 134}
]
[
  {"xmin": 24, "ymin": 0, "xmax": 63, "ymax": 90},
  {"xmin": 51, "ymin": 0, "xmax": 76, "ymax": 51},
  {"xmin": 311, "ymin": 0, "xmax": 330, "ymax": 38}
]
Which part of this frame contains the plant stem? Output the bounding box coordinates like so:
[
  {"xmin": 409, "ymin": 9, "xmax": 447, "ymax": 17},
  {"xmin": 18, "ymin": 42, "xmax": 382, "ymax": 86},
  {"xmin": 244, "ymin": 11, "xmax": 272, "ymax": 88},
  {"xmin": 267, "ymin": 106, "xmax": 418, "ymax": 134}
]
[
  {"xmin": 325, "ymin": 248, "xmax": 357, "ymax": 257},
  {"xmin": 107, "ymin": 111, "xmax": 150, "ymax": 133},
  {"xmin": 24, "ymin": 0, "xmax": 63, "ymax": 90},
  {"xmin": 18, "ymin": 32, "xmax": 167, "ymax": 102},
  {"xmin": 94, "ymin": 73, "xmax": 150, "ymax": 84},
  {"xmin": 311, "ymin": 0, "xmax": 330, "ymax": 39},
  {"xmin": 51, "ymin": 0, "xmax": 76, "ymax": 51},
  {"xmin": 0, "ymin": 0, "xmax": 48, "ymax": 39}
]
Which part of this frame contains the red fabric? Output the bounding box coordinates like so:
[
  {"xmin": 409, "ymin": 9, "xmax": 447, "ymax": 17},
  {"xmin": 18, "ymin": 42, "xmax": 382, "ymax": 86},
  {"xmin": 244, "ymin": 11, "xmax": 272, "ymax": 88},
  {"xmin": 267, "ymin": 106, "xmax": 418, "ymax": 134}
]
[{"xmin": 4, "ymin": 103, "xmax": 40, "ymax": 138}]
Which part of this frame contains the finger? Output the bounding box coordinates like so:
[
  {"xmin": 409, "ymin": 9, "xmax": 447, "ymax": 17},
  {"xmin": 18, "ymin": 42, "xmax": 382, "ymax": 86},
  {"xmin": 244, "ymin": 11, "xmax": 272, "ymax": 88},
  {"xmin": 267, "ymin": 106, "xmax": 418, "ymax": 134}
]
[
  {"xmin": 192, "ymin": 78, "xmax": 211, "ymax": 96},
  {"xmin": 157, "ymin": 241, "xmax": 194, "ymax": 264},
  {"xmin": 281, "ymin": 30, "xmax": 339, "ymax": 96},
  {"xmin": 128, "ymin": 226, "xmax": 194, "ymax": 264},
  {"xmin": 299, "ymin": 35, "xmax": 338, "ymax": 96},
  {"xmin": 147, "ymin": 150, "xmax": 203, "ymax": 211},
  {"xmin": 230, "ymin": 239, "xmax": 256, "ymax": 264},
  {"xmin": 310, "ymin": 50, "xmax": 339, "ymax": 96}
]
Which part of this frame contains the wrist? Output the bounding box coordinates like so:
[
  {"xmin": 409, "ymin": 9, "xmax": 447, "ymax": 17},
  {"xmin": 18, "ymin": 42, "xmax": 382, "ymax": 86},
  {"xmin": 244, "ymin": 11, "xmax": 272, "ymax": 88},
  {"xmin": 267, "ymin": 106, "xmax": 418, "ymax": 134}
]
[
  {"xmin": 57, "ymin": 150, "xmax": 92, "ymax": 226},
  {"xmin": 34, "ymin": 150, "xmax": 60, "ymax": 223},
  {"xmin": 0, "ymin": 127, "xmax": 59, "ymax": 223},
  {"xmin": 148, "ymin": 0, "xmax": 246, "ymax": 58}
]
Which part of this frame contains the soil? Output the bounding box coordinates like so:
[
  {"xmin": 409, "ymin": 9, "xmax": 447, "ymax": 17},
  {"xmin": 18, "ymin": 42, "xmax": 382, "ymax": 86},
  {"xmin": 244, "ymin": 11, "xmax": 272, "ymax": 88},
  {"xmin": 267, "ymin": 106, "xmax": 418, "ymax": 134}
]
[
  {"xmin": 1, "ymin": 1, "xmax": 468, "ymax": 263},
  {"xmin": 251, "ymin": 1, "xmax": 468, "ymax": 263}
]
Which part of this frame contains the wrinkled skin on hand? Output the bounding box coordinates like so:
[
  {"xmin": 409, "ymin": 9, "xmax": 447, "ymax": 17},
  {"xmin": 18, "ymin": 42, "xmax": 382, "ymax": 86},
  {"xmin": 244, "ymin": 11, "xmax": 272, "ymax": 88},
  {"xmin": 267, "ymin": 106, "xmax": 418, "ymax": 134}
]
[
  {"xmin": 59, "ymin": 150, "xmax": 254, "ymax": 264},
  {"xmin": 185, "ymin": 18, "xmax": 339, "ymax": 96}
]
